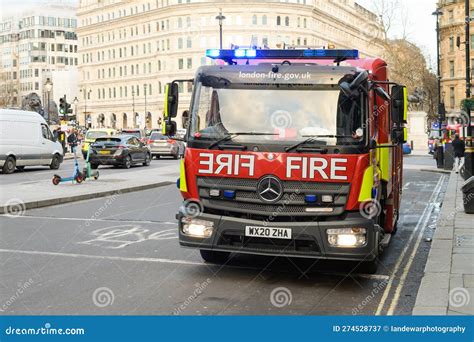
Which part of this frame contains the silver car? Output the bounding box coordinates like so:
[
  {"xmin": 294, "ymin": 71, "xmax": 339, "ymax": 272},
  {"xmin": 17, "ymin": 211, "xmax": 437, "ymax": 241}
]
[{"xmin": 147, "ymin": 132, "xmax": 185, "ymax": 159}]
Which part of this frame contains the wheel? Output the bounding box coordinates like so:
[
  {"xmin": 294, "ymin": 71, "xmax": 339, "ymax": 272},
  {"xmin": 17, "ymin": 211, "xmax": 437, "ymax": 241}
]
[
  {"xmin": 52, "ymin": 175, "xmax": 61, "ymax": 185},
  {"xmin": 91, "ymin": 163, "xmax": 99, "ymax": 170},
  {"xmin": 16, "ymin": 166, "xmax": 25, "ymax": 171},
  {"xmin": 2, "ymin": 156, "xmax": 16, "ymax": 174},
  {"xmin": 123, "ymin": 155, "xmax": 132, "ymax": 169},
  {"xmin": 199, "ymin": 250, "xmax": 230, "ymax": 264},
  {"xmin": 75, "ymin": 172, "xmax": 84, "ymax": 184},
  {"xmin": 49, "ymin": 154, "xmax": 61, "ymax": 170},
  {"xmin": 356, "ymin": 258, "xmax": 379, "ymax": 274},
  {"xmin": 143, "ymin": 153, "xmax": 151, "ymax": 166}
]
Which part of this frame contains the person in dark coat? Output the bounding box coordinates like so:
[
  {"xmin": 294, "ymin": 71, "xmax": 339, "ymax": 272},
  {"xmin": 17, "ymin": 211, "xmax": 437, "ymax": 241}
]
[
  {"xmin": 67, "ymin": 129, "xmax": 78, "ymax": 155},
  {"xmin": 452, "ymin": 134, "xmax": 465, "ymax": 174}
]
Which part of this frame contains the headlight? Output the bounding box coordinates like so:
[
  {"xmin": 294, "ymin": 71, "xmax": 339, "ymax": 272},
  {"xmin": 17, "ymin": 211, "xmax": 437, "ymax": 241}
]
[
  {"xmin": 181, "ymin": 218, "xmax": 213, "ymax": 238},
  {"xmin": 327, "ymin": 228, "xmax": 367, "ymax": 248}
]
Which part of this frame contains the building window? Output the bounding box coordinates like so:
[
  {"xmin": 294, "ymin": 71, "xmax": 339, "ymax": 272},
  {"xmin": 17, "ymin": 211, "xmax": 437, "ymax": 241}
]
[
  {"xmin": 178, "ymin": 58, "xmax": 184, "ymax": 69},
  {"xmin": 448, "ymin": 10, "xmax": 454, "ymax": 24},
  {"xmin": 285, "ymin": 16, "xmax": 289, "ymax": 26},
  {"xmin": 186, "ymin": 36, "xmax": 192, "ymax": 48},
  {"xmin": 252, "ymin": 15, "xmax": 257, "ymax": 25},
  {"xmin": 449, "ymin": 86, "xmax": 455, "ymax": 109},
  {"xmin": 449, "ymin": 60, "xmax": 455, "ymax": 78},
  {"xmin": 178, "ymin": 38, "xmax": 183, "ymax": 49},
  {"xmin": 276, "ymin": 16, "xmax": 281, "ymax": 26},
  {"xmin": 449, "ymin": 36, "xmax": 454, "ymax": 52},
  {"xmin": 262, "ymin": 15, "xmax": 267, "ymax": 25},
  {"xmin": 187, "ymin": 57, "xmax": 192, "ymax": 69}
]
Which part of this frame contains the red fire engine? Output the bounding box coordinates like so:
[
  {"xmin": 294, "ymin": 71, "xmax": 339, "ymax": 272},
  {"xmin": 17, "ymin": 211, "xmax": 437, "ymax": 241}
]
[{"xmin": 162, "ymin": 49, "xmax": 407, "ymax": 273}]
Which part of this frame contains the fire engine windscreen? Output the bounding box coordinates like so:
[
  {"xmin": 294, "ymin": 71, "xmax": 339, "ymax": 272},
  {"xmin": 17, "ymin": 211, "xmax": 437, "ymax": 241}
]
[{"xmin": 189, "ymin": 67, "xmax": 366, "ymax": 146}]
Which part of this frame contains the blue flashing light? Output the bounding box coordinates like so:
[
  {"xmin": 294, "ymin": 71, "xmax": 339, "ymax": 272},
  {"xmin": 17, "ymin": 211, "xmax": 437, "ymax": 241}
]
[
  {"xmin": 305, "ymin": 194, "xmax": 318, "ymax": 203},
  {"xmin": 205, "ymin": 48, "xmax": 359, "ymax": 61},
  {"xmin": 234, "ymin": 49, "xmax": 246, "ymax": 58},
  {"xmin": 223, "ymin": 190, "xmax": 236, "ymax": 199},
  {"xmin": 176, "ymin": 178, "xmax": 180, "ymax": 189},
  {"xmin": 206, "ymin": 49, "xmax": 221, "ymax": 58},
  {"xmin": 245, "ymin": 49, "xmax": 257, "ymax": 58}
]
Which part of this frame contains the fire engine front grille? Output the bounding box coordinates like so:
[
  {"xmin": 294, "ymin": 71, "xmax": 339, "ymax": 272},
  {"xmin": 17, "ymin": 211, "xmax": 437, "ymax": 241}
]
[{"xmin": 197, "ymin": 177, "xmax": 350, "ymax": 218}]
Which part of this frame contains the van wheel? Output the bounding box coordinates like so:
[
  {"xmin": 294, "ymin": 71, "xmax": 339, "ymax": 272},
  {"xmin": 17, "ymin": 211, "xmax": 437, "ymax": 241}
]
[
  {"xmin": 2, "ymin": 156, "xmax": 16, "ymax": 174},
  {"xmin": 199, "ymin": 250, "xmax": 230, "ymax": 264},
  {"xmin": 50, "ymin": 154, "xmax": 61, "ymax": 170}
]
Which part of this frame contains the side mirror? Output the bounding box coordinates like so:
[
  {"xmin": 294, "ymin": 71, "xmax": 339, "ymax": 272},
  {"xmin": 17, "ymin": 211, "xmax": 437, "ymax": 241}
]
[
  {"xmin": 164, "ymin": 82, "xmax": 179, "ymax": 119},
  {"xmin": 339, "ymin": 71, "xmax": 368, "ymax": 98},
  {"xmin": 391, "ymin": 85, "xmax": 407, "ymax": 124},
  {"xmin": 374, "ymin": 86, "xmax": 390, "ymax": 102},
  {"xmin": 391, "ymin": 127, "xmax": 407, "ymax": 145}
]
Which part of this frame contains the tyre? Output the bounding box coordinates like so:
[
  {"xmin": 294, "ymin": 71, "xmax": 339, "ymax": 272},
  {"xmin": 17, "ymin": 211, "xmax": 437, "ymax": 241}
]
[
  {"xmin": 2, "ymin": 156, "xmax": 16, "ymax": 174},
  {"xmin": 143, "ymin": 153, "xmax": 151, "ymax": 166},
  {"xmin": 16, "ymin": 166, "xmax": 25, "ymax": 171},
  {"xmin": 91, "ymin": 163, "xmax": 99, "ymax": 170},
  {"xmin": 123, "ymin": 155, "xmax": 132, "ymax": 169},
  {"xmin": 75, "ymin": 172, "xmax": 84, "ymax": 184},
  {"xmin": 199, "ymin": 250, "xmax": 230, "ymax": 264},
  {"xmin": 52, "ymin": 175, "xmax": 61, "ymax": 185},
  {"xmin": 49, "ymin": 154, "xmax": 61, "ymax": 170},
  {"xmin": 356, "ymin": 258, "xmax": 379, "ymax": 274}
]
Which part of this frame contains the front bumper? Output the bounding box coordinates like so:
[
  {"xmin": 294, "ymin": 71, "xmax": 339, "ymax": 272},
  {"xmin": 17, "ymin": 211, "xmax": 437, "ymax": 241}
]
[
  {"xmin": 177, "ymin": 210, "xmax": 382, "ymax": 262},
  {"xmin": 89, "ymin": 154, "xmax": 126, "ymax": 166},
  {"xmin": 150, "ymin": 145, "xmax": 178, "ymax": 156}
]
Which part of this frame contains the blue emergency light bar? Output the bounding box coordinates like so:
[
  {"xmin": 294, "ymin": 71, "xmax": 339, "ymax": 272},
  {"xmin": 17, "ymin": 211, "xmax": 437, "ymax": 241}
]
[{"xmin": 205, "ymin": 48, "xmax": 359, "ymax": 61}]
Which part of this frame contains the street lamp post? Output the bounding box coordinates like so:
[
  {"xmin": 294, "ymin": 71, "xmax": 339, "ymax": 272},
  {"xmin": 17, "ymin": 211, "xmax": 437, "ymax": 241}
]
[
  {"xmin": 73, "ymin": 97, "xmax": 78, "ymax": 123},
  {"xmin": 432, "ymin": 9, "xmax": 444, "ymax": 168},
  {"xmin": 80, "ymin": 88, "xmax": 91, "ymax": 128},
  {"xmin": 144, "ymin": 84, "xmax": 147, "ymax": 129},
  {"xmin": 216, "ymin": 9, "xmax": 226, "ymax": 49},
  {"xmin": 44, "ymin": 78, "xmax": 53, "ymax": 125},
  {"xmin": 132, "ymin": 87, "xmax": 136, "ymax": 128},
  {"xmin": 464, "ymin": 0, "xmax": 474, "ymax": 179}
]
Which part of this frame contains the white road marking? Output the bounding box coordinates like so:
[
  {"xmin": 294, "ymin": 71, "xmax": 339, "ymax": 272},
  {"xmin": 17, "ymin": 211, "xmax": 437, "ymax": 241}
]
[
  {"xmin": 2, "ymin": 215, "xmax": 177, "ymax": 226},
  {"xmin": 375, "ymin": 175, "xmax": 445, "ymax": 315},
  {"xmin": 0, "ymin": 248, "xmax": 203, "ymax": 266}
]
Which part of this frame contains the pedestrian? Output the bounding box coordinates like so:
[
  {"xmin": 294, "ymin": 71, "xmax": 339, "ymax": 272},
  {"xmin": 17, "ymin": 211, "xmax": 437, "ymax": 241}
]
[
  {"xmin": 452, "ymin": 134, "xmax": 465, "ymax": 174},
  {"xmin": 67, "ymin": 129, "xmax": 78, "ymax": 155}
]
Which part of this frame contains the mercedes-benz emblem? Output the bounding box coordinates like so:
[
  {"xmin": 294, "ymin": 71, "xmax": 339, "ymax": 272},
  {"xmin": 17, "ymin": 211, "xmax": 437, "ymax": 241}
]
[{"xmin": 257, "ymin": 176, "xmax": 283, "ymax": 203}]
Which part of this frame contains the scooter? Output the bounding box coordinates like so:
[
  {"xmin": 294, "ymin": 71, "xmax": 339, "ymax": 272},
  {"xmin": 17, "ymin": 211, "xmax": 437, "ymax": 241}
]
[
  {"xmin": 52, "ymin": 146, "xmax": 84, "ymax": 185},
  {"xmin": 82, "ymin": 146, "xmax": 99, "ymax": 181}
]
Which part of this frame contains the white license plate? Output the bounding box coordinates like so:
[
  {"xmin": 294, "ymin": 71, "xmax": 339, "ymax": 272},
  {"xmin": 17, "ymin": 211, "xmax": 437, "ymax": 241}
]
[{"xmin": 245, "ymin": 226, "xmax": 292, "ymax": 240}]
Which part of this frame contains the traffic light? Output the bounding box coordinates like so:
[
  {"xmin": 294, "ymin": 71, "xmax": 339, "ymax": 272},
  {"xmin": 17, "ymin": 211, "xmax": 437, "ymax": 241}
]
[{"xmin": 59, "ymin": 96, "xmax": 65, "ymax": 117}]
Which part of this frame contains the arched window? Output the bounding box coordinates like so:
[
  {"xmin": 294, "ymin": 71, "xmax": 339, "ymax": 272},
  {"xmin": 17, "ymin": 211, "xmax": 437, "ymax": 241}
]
[
  {"xmin": 276, "ymin": 16, "xmax": 281, "ymax": 26},
  {"xmin": 252, "ymin": 15, "xmax": 257, "ymax": 25}
]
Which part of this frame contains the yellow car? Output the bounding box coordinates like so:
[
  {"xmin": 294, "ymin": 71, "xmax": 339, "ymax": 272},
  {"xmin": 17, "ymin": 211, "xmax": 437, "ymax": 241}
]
[{"xmin": 81, "ymin": 128, "xmax": 117, "ymax": 159}]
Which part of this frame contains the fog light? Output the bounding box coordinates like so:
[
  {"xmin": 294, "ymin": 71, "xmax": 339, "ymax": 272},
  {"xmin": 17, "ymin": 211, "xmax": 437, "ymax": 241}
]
[
  {"xmin": 209, "ymin": 189, "xmax": 220, "ymax": 197},
  {"xmin": 181, "ymin": 218, "xmax": 213, "ymax": 238},
  {"xmin": 321, "ymin": 195, "xmax": 333, "ymax": 203},
  {"xmin": 327, "ymin": 228, "xmax": 367, "ymax": 248}
]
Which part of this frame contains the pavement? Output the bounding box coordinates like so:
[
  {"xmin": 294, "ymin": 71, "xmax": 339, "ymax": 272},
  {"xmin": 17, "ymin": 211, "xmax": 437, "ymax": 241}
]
[
  {"xmin": 0, "ymin": 161, "xmax": 179, "ymax": 214},
  {"xmin": 413, "ymin": 171, "xmax": 474, "ymax": 315}
]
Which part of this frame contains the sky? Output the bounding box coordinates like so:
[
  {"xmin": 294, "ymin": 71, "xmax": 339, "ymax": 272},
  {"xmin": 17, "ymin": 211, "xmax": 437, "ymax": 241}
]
[
  {"xmin": 1, "ymin": 0, "xmax": 438, "ymax": 65},
  {"xmin": 357, "ymin": 0, "xmax": 438, "ymax": 68}
]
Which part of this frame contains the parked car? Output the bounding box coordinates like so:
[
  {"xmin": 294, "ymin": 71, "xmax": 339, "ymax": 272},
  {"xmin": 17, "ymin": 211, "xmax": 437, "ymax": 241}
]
[
  {"xmin": 147, "ymin": 132, "xmax": 185, "ymax": 159},
  {"xmin": 121, "ymin": 129, "xmax": 147, "ymax": 143},
  {"xmin": 0, "ymin": 109, "xmax": 64, "ymax": 174},
  {"xmin": 89, "ymin": 135, "xmax": 151, "ymax": 169},
  {"xmin": 81, "ymin": 128, "xmax": 117, "ymax": 159}
]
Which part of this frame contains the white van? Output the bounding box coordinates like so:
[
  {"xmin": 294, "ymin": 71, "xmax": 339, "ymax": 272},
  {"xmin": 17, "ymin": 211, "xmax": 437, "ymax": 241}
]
[{"xmin": 0, "ymin": 109, "xmax": 64, "ymax": 174}]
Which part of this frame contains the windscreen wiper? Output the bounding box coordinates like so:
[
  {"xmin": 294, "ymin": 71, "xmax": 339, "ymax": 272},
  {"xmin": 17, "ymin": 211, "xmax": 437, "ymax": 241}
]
[
  {"xmin": 208, "ymin": 132, "xmax": 278, "ymax": 149},
  {"xmin": 285, "ymin": 135, "xmax": 353, "ymax": 153}
]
